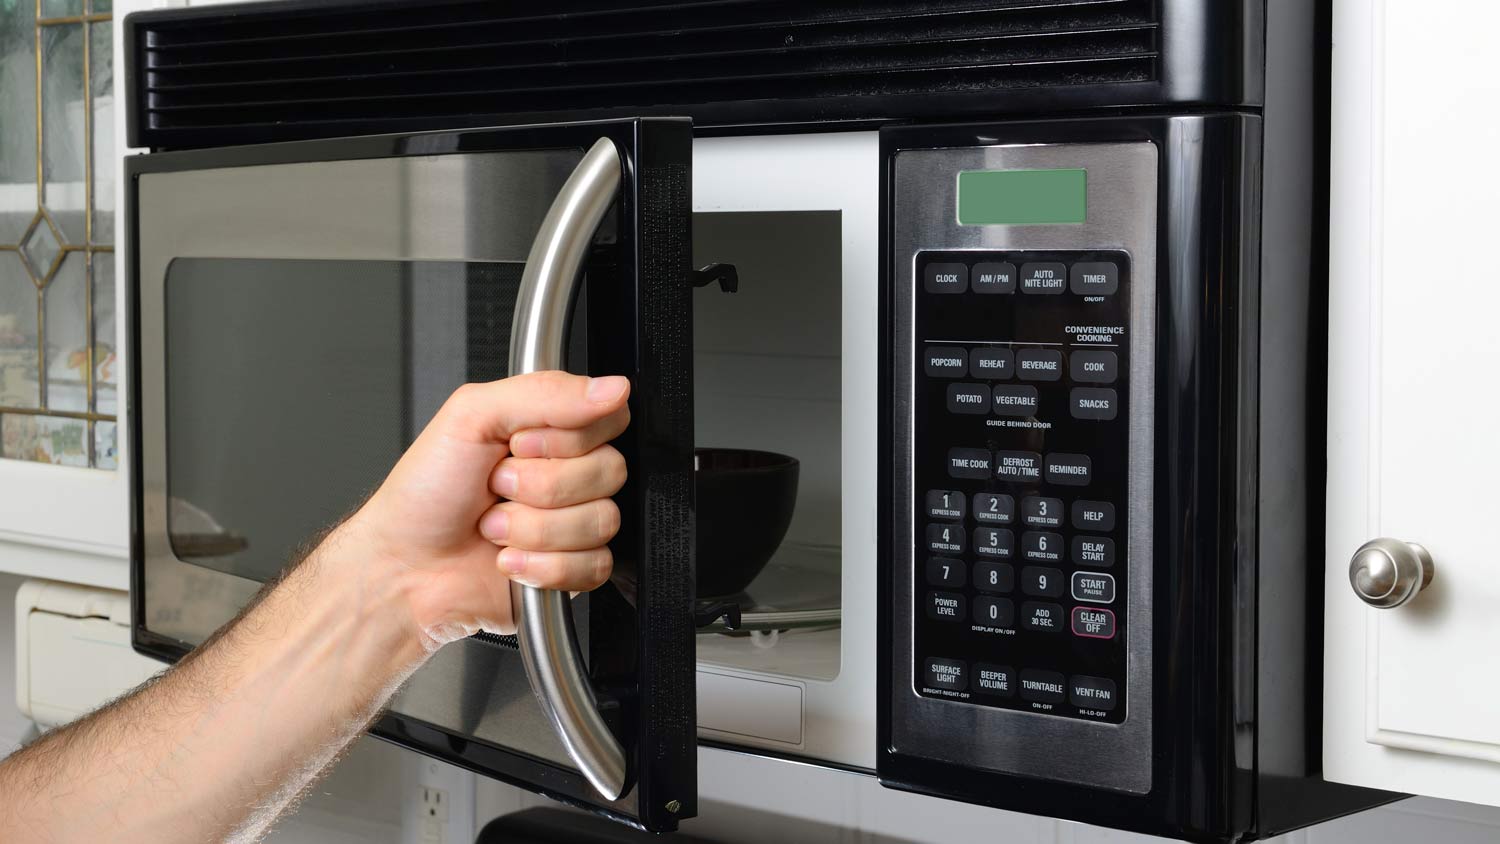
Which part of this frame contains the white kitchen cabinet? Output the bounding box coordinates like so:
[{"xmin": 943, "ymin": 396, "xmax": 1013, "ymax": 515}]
[{"xmin": 1324, "ymin": 0, "xmax": 1500, "ymax": 805}]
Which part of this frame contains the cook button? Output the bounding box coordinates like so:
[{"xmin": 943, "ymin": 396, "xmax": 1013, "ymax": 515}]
[
  {"xmin": 947, "ymin": 383, "xmax": 990, "ymax": 415},
  {"xmin": 947, "ymin": 447, "xmax": 992, "ymax": 479},
  {"xmin": 1017, "ymin": 349, "xmax": 1064, "ymax": 382},
  {"xmin": 1021, "ymin": 601, "xmax": 1064, "ymax": 633},
  {"xmin": 1072, "ymin": 535, "xmax": 1116, "ymax": 567},
  {"xmin": 972, "ymin": 262, "xmax": 1017, "ymax": 295},
  {"xmin": 974, "ymin": 561, "xmax": 1014, "ymax": 593},
  {"xmin": 1071, "ymin": 606, "xmax": 1117, "ymax": 639},
  {"xmin": 969, "ymin": 347, "xmax": 1015, "ymax": 380},
  {"xmin": 1020, "ymin": 262, "xmax": 1067, "ymax": 294},
  {"xmin": 1021, "ymin": 496, "xmax": 1063, "ymax": 529},
  {"xmin": 1069, "ymin": 350, "xmax": 1118, "ymax": 384},
  {"xmin": 1021, "ymin": 566, "xmax": 1065, "ymax": 598},
  {"xmin": 1071, "ymin": 571, "xmax": 1116, "ymax": 603},
  {"xmin": 1072, "ymin": 500, "xmax": 1116, "ymax": 532},
  {"xmin": 1022, "ymin": 530, "xmax": 1063, "ymax": 562},
  {"xmin": 1019, "ymin": 669, "xmax": 1067, "ymax": 703},
  {"xmin": 1069, "ymin": 675, "xmax": 1118, "ymax": 711},
  {"xmin": 973, "ymin": 596, "xmax": 1015, "ymax": 628},
  {"xmin": 926, "ymin": 557, "xmax": 966, "ymax": 588},
  {"xmin": 994, "ymin": 450, "xmax": 1042, "ymax": 482},
  {"xmin": 1044, "ymin": 452, "xmax": 1092, "ymax": 486},
  {"xmin": 926, "ymin": 523, "xmax": 965, "ymax": 555},
  {"xmin": 923, "ymin": 657, "xmax": 967, "ymax": 691},
  {"xmin": 973, "ymin": 527, "xmax": 1015, "ymax": 559},
  {"xmin": 972, "ymin": 492, "xmax": 1015, "ymax": 524},
  {"xmin": 1070, "ymin": 262, "xmax": 1119, "ymax": 296},
  {"xmin": 924, "ymin": 346, "xmax": 968, "ymax": 377},
  {"xmin": 923, "ymin": 263, "xmax": 968, "ymax": 294},
  {"xmin": 925, "ymin": 489, "xmax": 965, "ymax": 520},
  {"xmin": 974, "ymin": 663, "xmax": 1016, "ymax": 697},
  {"xmin": 992, "ymin": 385, "xmax": 1040, "ymax": 416},
  {"xmin": 1070, "ymin": 387, "xmax": 1119, "ymax": 421},
  {"xmin": 925, "ymin": 591, "xmax": 967, "ymax": 623}
]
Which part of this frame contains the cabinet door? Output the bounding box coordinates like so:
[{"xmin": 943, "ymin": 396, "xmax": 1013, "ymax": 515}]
[{"xmin": 1324, "ymin": 0, "xmax": 1500, "ymax": 805}]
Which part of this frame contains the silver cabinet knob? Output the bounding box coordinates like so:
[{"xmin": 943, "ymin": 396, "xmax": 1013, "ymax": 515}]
[{"xmin": 1349, "ymin": 538, "xmax": 1435, "ymax": 608}]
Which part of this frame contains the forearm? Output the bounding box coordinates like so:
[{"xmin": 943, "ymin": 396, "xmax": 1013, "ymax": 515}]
[{"xmin": 0, "ymin": 521, "xmax": 427, "ymax": 844}]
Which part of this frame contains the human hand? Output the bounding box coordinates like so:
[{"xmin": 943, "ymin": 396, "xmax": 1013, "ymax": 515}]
[{"xmin": 341, "ymin": 371, "xmax": 630, "ymax": 650}]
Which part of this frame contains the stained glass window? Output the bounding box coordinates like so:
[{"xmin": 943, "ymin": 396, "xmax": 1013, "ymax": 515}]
[{"xmin": 0, "ymin": 0, "xmax": 116, "ymax": 469}]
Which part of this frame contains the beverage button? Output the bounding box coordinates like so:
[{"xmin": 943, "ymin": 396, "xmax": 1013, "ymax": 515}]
[
  {"xmin": 1069, "ymin": 349, "xmax": 1118, "ymax": 384},
  {"xmin": 947, "ymin": 447, "xmax": 992, "ymax": 479},
  {"xmin": 992, "ymin": 385, "xmax": 1040, "ymax": 416},
  {"xmin": 926, "ymin": 523, "xmax": 965, "ymax": 555},
  {"xmin": 994, "ymin": 450, "xmax": 1043, "ymax": 482},
  {"xmin": 1069, "ymin": 675, "xmax": 1118, "ymax": 711},
  {"xmin": 1069, "ymin": 262, "xmax": 1119, "ymax": 295},
  {"xmin": 1020, "ymin": 262, "xmax": 1067, "ymax": 295},
  {"xmin": 1071, "ymin": 571, "xmax": 1116, "ymax": 604},
  {"xmin": 925, "ymin": 489, "xmax": 966, "ymax": 520},
  {"xmin": 1070, "ymin": 387, "xmax": 1119, "ymax": 421},
  {"xmin": 1021, "ymin": 602, "xmax": 1065, "ymax": 633},
  {"xmin": 1072, "ymin": 606, "xmax": 1117, "ymax": 639},
  {"xmin": 969, "ymin": 347, "xmax": 1015, "ymax": 380},
  {"xmin": 923, "ymin": 263, "xmax": 968, "ymax": 294},
  {"xmin": 1022, "ymin": 530, "xmax": 1063, "ymax": 563},
  {"xmin": 924, "ymin": 346, "xmax": 968, "ymax": 378},
  {"xmin": 1044, "ymin": 452, "xmax": 1092, "ymax": 486},
  {"xmin": 1072, "ymin": 500, "xmax": 1116, "ymax": 532},
  {"xmin": 1019, "ymin": 669, "xmax": 1067, "ymax": 703},
  {"xmin": 973, "ymin": 527, "xmax": 1015, "ymax": 559},
  {"xmin": 1021, "ymin": 495, "xmax": 1064, "ymax": 528},
  {"xmin": 1021, "ymin": 566, "xmax": 1065, "ymax": 598},
  {"xmin": 1071, "ymin": 535, "xmax": 1116, "ymax": 567},
  {"xmin": 922, "ymin": 657, "xmax": 967, "ymax": 691},
  {"xmin": 1017, "ymin": 349, "xmax": 1064, "ymax": 382},
  {"xmin": 972, "ymin": 262, "xmax": 1017, "ymax": 295},
  {"xmin": 972, "ymin": 492, "xmax": 1015, "ymax": 525},
  {"xmin": 925, "ymin": 591, "xmax": 967, "ymax": 623},
  {"xmin": 973, "ymin": 596, "xmax": 1015, "ymax": 628},
  {"xmin": 974, "ymin": 561, "xmax": 1015, "ymax": 593},
  {"xmin": 925, "ymin": 557, "xmax": 966, "ymax": 588},
  {"xmin": 946, "ymin": 382, "xmax": 990, "ymax": 415},
  {"xmin": 974, "ymin": 663, "xmax": 1016, "ymax": 697}
]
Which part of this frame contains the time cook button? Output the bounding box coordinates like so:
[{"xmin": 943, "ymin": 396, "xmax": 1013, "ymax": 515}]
[{"xmin": 947, "ymin": 448, "xmax": 992, "ymax": 479}]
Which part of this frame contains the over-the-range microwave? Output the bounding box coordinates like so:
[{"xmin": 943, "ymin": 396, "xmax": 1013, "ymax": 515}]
[{"xmin": 122, "ymin": 1, "xmax": 1396, "ymax": 841}]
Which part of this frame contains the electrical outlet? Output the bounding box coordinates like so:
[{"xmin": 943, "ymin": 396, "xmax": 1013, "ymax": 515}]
[
  {"xmin": 421, "ymin": 786, "xmax": 450, "ymax": 822},
  {"xmin": 402, "ymin": 753, "xmax": 476, "ymax": 844}
]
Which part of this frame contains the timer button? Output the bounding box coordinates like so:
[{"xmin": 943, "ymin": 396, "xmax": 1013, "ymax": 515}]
[
  {"xmin": 1019, "ymin": 262, "xmax": 1067, "ymax": 295},
  {"xmin": 923, "ymin": 263, "xmax": 968, "ymax": 294},
  {"xmin": 972, "ymin": 262, "xmax": 1017, "ymax": 295},
  {"xmin": 1069, "ymin": 262, "xmax": 1119, "ymax": 296},
  {"xmin": 924, "ymin": 346, "xmax": 968, "ymax": 378}
]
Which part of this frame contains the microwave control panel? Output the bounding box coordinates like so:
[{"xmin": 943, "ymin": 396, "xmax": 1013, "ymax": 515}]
[{"xmin": 911, "ymin": 251, "xmax": 1130, "ymax": 723}]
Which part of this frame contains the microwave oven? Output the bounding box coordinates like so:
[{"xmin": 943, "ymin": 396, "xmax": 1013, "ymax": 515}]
[{"xmin": 122, "ymin": 0, "xmax": 1394, "ymax": 840}]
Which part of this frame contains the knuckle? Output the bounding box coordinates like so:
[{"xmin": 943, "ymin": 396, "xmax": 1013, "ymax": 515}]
[{"xmin": 530, "ymin": 464, "xmax": 565, "ymax": 507}]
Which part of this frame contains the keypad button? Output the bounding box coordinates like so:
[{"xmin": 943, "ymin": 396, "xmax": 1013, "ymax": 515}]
[
  {"xmin": 923, "ymin": 263, "xmax": 968, "ymax": 294},
  {"xmin": 1044, "ymin": 452, "xmax": 1092, "ymax": 486},
  {"xmin": 992, "ymin": 385, "xmax": 1040, "ymax": 416},
  {"xmin": 1021, "ymin": 602, "xmax": 1065, "ymax": 633},
  {"xmin": 974, "ymin": 663, "xmax": 1016, "ymax": 697},
  {"xmin": 1021, "ymin": 496, "xmax": 1064, "ymax": 529},
  {"xmin": 924, "ymin": 346, "xmax": 968, "ymax": 378},
  {"xmin": 926, "ymin": 557, "xmax": 966, "ymax": 588},
  {"xmin": 1070, "ymin": 387, "xmax": 1119, "ymax": 421},
  {"xmin": 1072, "ymin": 535, "xmax": 1116, "ymax": 567},
  {"xmin": 973, "ymin": 596, "xmax": 1015, "ymax": 628},
  {"xmin": 1019, "ymin": 262, "xmax": 1067, "ymax": 295},
  {"xmin": 923, "ymin": 657, "xmax": 967, "ymax": 691},
  {"xmin": 1016, "ymin": 348, "xmax": 1064, "ymax": 382},
  {"xmin": 973, "ymin": 561, "xmax": 1015, "ymax": 593},
  {"xmin": 925, "ymin": 591, "xmax": 967, "ymax": 622},
  {"xmin": 1069, "ymin": 262, "xmax": 1119, "ymax": 296},
  {"xmin": 1069, "ymin": 349, "xmax": 1118, "ymax": 384},
  {"xmin": 1022, "ymin": 530, "xmax": 1063, "ymax": 563},
  {"xmin": 926, "ymin": 523, "xmax": 965, "ymax": 555},
  {"xmin": 1071, "ymin": 571, "xmax": 1116, "ymax": 604},
  {"xmin": 946, "ymin": 383, "xmax": 990, "ymax": 415},
  {"xmin": 1069, "ymin": 675, "xmax": 1118, "ymax": 711},
  {"xmin": 969, "ymin": 347, "xmax": 1015, "ymax": 380},
  {"xmin": 1021, "ymin": 566, "xmax": 1065, "ymax": 598},
  {"xmin": 973, "ymin": 527, "xmax": 1015, "ymax": 559},
  {"xmin": 972, "ymin": 493, "xmax": 1015, "ymax": 525},
  {"xmin": 1071, "ymin": 606, "xmax": 1117, "ymax": 639},
  {"xmin": 972, "ymin": 262, "xmax": 1017, "ymax": 295},
  {"xmin": 1072, "ymin": 500, "xmax": 1116, "ymax": 532},
  {"xmin": 994, "ymin": 450, "xmax": 1043, "ymax": 482},
  {"xmin": 1019, "ymin": 669, "xmax": 1067, "ymax": 703},
  {"xmin": 925, "ymin": 489, "xmax": 966, "ymax": 520},
  {"xmin": 947, "ymin": 448, "xmax": 992, "ymax": 479}
]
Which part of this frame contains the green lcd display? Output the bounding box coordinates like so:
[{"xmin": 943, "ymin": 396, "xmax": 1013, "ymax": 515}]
[{"xmin": 957, "ymin": 168, "xmax": 1087, "ymax": 225}]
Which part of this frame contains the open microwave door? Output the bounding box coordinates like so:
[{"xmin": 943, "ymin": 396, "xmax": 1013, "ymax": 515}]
[{"xmin": 126, "ymin": 119, "xmax": 696, "ymax": 831}]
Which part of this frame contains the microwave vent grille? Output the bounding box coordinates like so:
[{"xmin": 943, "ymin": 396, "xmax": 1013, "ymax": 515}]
[{"xmin": 129, "ymin": 0, "xmax": 1161, "ymax": 148}]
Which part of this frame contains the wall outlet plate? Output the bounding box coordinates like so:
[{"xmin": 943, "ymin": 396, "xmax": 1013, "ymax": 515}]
[{"xmin": 402, "ymin": 753, "xmax": 475, "ymax": 844}]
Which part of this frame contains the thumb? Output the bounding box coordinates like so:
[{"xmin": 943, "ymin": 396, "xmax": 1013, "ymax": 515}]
[{"xmin": 436, "ymin": 371, "xmax": 630, "ymax": 443}]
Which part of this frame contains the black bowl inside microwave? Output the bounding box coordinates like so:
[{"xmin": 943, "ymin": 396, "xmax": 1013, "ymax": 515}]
[{"xmin": 694, "ymin": 448, "xmax": 800, "ymax": 598}]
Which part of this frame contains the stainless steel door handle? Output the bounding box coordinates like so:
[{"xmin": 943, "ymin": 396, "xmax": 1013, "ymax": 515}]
[
  {"xmin": 508, "ymin": 137, "xmax": 628, "ymax": 801},
  {"xmin": 1348, "ymin": 537, "xmax": 1435, "ymax": 609}
]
